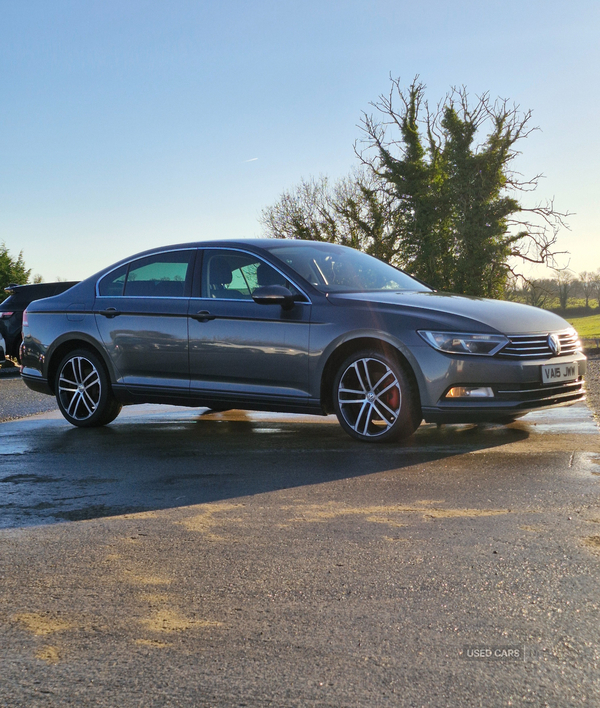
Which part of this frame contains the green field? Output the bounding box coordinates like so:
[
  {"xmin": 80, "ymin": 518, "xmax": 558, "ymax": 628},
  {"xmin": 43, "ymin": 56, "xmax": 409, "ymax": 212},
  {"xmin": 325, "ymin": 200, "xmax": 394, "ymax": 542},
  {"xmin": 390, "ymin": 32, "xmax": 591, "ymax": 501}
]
[{"xmin": 566, "ymin": 314, "xmax": 600, "ymax": 339}]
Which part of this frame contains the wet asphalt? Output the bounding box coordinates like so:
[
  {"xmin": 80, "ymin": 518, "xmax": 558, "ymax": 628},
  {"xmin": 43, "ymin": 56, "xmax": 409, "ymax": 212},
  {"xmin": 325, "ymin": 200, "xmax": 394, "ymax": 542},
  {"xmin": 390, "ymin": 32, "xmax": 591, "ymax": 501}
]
[
  {"xmin": 0, "ymin": 366, "xmax": 58, "ymax": 423},
  {"xmin": 0, "ymin": 386, "xmax": 599, "ymax": 706}
]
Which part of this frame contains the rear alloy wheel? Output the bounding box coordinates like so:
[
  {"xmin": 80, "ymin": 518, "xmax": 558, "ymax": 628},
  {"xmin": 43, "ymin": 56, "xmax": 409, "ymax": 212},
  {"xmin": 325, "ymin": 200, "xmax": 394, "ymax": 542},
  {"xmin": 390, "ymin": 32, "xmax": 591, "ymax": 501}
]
[
  {"xmin": 55, "ymin": 349, "xmax": 122, "ymax": 427},
  {"xmin": 333, "ymin": 349, "xmax": 421, "ymax": 443}
]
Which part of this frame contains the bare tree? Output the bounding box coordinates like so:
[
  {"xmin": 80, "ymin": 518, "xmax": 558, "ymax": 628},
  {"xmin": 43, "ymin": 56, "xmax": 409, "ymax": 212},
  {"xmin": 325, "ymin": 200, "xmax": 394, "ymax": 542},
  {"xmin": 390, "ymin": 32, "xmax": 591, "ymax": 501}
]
[
  {"xmin": 592, "ymin": 269, "xmax": 600, "ymax": 308},
  {"xmin": 503, "ymin": 273, "xmax": 522, "ymax": 302},
  {"xmin": 578, "ymin": 271, "xmax": 596, "ymax": 309},
  {"xmin": 354, "ymin": 76, "xmax": 571, "ymax": 296},
  {"xmin": 524, "ymin": 279, "xmax": 552, "ymax": 308},
  {"xmin": 261, "ymin": 170, "xmax": 400, "ymax": 264},
  {"xmin": 262, "ymin": 76, "xmax": 571, "ymax": 299},
  {"xmin": 554, "ymin": 271, "xmax": 575, "ymax": 310}
]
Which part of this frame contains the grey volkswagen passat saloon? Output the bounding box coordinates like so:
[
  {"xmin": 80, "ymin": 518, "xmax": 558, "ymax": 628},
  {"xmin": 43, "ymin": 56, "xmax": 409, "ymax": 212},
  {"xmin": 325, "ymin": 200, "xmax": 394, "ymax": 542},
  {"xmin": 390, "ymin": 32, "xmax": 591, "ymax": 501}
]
[{"xmin": 20, "ymin": 240, "xmax": 587, "ymax": 443}]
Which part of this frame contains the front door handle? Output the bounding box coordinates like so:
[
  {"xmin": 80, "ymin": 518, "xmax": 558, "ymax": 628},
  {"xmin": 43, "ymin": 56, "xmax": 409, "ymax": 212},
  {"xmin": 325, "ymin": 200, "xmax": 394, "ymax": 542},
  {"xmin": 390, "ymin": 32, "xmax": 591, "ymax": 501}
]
[
  {"xmin": 97, "ymin": 308, "xmax": 121, "ymax": 318},
  {"xmin": 190, "ymin": 310, "xmax": 216, "ymax": 322}
]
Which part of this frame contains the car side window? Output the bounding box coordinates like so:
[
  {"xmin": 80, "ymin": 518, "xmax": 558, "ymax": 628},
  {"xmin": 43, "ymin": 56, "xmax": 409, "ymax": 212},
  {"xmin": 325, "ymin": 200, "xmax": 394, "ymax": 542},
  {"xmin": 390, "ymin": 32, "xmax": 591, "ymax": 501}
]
[
  {"xmin": 98, "ymin": 251, "xmax": 194, "ymax": 298},
  {"xmin": 201, "ymin": 250, "xmax": 298, "ymax": 300},
  {"xmin": 98, "ymin": 264, "xmax": 128, "ymax": 297}
]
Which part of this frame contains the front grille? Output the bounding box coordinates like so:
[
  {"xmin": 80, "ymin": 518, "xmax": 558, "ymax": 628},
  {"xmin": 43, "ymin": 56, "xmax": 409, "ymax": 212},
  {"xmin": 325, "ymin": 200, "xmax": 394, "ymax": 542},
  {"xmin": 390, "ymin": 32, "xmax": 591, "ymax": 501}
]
[
  {"xmin": 496, "ymin": 330, "xmax": 581, "ymax": 359},
  {"xmin": 495, "ymin": 378, "xmax": 585, "ymax": 408}
]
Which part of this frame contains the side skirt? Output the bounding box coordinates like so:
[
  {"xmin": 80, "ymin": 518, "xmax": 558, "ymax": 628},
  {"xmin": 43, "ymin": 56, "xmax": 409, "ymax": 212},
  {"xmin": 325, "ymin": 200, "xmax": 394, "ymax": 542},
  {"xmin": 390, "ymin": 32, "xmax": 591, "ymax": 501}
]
[{"xmin": 111, "ymin": 384, "xmax": 326, "ymax": 416}]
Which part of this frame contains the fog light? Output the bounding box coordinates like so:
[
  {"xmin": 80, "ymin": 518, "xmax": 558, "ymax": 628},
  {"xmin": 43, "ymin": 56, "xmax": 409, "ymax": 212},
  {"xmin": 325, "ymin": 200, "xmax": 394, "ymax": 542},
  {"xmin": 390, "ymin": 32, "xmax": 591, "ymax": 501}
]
[{"xmin": 445, "ymin": 386, "xmax": 494, "ymax": 399}]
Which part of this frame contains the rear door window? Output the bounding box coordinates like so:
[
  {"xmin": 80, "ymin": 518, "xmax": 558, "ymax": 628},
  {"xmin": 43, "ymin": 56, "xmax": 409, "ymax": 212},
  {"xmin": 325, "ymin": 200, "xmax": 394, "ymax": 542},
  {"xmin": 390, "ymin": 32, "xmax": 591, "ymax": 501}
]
[
  {"xmin": 98, "ymin": 251, "xmax": 195, "ymax": 298},
  {"xmin": 98, "ymin": 265, "xmax": 128, "ymax": 297}
]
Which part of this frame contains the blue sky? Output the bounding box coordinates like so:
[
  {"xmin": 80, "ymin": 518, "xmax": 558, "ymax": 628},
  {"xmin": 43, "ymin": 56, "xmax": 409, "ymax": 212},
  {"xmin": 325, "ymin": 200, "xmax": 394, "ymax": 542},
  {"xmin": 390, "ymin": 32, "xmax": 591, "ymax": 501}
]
[{"xmin": 1, "ymin": 0, "xmax": 599, "ymax": 281}]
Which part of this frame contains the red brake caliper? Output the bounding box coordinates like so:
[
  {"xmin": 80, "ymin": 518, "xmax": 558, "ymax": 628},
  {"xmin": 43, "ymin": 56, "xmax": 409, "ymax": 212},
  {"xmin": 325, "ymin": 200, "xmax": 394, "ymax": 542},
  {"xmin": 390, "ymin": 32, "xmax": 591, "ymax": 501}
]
[{"xmin": 382, "ymin": 375, "xmax": 400, "ymax": 410}]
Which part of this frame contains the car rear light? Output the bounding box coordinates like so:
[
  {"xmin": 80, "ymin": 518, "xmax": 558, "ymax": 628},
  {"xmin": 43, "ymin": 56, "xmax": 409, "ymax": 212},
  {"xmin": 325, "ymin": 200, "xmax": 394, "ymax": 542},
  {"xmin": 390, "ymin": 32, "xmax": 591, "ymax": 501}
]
[
  {"xmin": 22, "ymin": 309, "xmax": 28, "ymax": 327},
  {"xmin": 0, "ymin": 311, "xmax": 14, "ymax": 318}
]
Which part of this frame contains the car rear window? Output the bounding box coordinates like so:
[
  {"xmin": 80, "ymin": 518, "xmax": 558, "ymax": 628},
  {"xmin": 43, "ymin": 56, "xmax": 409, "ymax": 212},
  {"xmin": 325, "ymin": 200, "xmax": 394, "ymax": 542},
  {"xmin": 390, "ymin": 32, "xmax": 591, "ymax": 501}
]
[
  {"xmin": 1, "ymin": 291, "xmax": 31, "ymax": 306},
  {"xmin": 2, "ymin": 283, "xmax": 77, "ymax": 306}
]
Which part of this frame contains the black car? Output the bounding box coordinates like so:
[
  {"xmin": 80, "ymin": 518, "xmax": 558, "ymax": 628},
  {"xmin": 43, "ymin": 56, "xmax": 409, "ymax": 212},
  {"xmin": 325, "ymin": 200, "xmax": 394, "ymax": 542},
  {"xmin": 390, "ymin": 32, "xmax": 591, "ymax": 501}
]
[
  {"xmin": 0, "ymin": 282, "xmax": 79, "ymax": 362},
  {"xmin": 21, "ymin": 240, "xmax": 586, "ymax": 443}
]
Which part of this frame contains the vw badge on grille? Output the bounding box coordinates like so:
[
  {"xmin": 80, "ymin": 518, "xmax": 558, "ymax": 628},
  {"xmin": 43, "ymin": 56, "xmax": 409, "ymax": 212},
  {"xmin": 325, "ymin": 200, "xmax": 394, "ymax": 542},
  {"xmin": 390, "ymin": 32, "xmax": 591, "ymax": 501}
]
[{"xmin": 548, "ymin": 333, "xmax": 561, "ymax": 356}]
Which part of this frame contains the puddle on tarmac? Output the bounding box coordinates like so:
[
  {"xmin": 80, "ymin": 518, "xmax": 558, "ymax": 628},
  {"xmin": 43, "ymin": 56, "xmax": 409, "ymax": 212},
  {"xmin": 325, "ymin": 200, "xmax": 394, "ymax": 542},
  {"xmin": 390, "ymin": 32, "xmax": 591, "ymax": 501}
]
[
  {"xmin": 0, "ymin": 441, "xmax": 33, "ymax": 455},
  {"xmin": 520, "ymin": 405, "xmax": 599, "ymax": 435}
]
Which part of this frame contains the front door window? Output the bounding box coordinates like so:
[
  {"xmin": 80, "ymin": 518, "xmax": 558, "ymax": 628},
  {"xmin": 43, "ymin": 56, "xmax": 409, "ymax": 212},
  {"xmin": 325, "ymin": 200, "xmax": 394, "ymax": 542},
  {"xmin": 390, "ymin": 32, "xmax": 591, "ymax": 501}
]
[
  {"xmin": 188, "ymin": 249, "xmax": 310, "ymax": 397},
  {"xmin": 202, "ymin": 250, "xmax": 298, "ymax": 300}
]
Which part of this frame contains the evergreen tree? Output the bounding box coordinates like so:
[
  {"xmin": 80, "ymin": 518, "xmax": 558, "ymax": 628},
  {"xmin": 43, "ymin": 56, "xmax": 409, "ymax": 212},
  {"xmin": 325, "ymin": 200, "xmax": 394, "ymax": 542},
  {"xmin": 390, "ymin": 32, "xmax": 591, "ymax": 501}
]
[
  {"xmin": 358, "ymin": 78, "xmax": 568, "ymax": 297},
  {"xmin": 262, "ymin": 78, "xmax": 569, "ymax": 298},
  {"xmin": 0, "ymin": 243, "xmax": 31, "ymax": 291}
]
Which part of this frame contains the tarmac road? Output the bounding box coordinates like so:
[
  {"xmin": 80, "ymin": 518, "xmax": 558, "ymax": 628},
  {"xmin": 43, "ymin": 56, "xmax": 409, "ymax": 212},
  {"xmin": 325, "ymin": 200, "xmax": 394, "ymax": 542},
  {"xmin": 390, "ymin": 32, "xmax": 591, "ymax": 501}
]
[
  {"xmin": 0, "ymin": 367, "xmax": 58, "ymax": 423},
  {"xmin": 1, "ymin": 399, "xmax": 600, "ymax": 707}
]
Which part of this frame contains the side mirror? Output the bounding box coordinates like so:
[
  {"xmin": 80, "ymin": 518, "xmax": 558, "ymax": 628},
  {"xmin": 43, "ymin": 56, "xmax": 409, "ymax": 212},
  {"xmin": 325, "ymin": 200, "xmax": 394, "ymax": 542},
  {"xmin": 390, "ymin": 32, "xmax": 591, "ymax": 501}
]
[{"xmin": 252, "ymin": 285, "xmax": 296, "ymax": 310}]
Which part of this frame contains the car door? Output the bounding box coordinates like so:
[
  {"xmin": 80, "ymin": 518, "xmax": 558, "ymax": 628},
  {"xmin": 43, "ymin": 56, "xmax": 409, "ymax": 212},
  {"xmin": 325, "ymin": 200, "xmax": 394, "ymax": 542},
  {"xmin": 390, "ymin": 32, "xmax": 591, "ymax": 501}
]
[
  {"xmin": 188, "ymin": 248, "xmax": 311, "ymax": 401},
  {"xmin": 94, "ymin": 249, "xmax": 195, "ymax": 392}
]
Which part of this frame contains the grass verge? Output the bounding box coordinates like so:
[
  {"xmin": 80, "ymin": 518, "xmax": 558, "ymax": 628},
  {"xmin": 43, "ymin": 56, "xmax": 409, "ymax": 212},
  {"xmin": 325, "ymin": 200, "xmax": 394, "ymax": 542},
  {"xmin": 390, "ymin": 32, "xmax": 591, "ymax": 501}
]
[{"xmin": 566, "ymin": 314, "xmax": 600, "ymax": 339}]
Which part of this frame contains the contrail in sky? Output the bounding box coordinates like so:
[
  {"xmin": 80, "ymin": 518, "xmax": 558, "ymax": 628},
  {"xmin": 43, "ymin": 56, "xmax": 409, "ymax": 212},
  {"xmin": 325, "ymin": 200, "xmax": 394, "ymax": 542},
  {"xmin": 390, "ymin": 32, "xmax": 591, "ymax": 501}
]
[{"xmin": 244, "ymin": 158, "xmax": 259, "ymax": 162}]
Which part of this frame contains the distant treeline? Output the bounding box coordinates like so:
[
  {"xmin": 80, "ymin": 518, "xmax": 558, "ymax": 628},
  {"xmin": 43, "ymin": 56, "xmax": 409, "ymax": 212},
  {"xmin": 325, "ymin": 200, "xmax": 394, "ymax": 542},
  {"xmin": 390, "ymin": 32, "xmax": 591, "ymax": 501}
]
[{"xmin": 506, "ymin": 270, "xmax": 600, "ymax": 312}]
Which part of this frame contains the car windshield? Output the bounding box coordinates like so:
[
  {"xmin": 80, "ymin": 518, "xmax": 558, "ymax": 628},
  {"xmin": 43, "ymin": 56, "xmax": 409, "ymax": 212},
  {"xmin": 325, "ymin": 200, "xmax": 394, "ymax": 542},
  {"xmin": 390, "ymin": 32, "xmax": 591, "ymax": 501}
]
[{"xmin": 264, "ymin": 242, "xmax": 431, "ymax": 294}]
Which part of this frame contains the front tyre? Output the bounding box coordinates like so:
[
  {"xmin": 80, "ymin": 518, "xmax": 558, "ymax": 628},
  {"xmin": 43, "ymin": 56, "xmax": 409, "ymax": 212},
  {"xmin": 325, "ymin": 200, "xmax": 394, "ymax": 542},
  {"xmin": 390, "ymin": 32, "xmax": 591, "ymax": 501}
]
[
  {"xmin": 55, "ymin": 349, "xmax": 122, "ymax": 427},
  {"xmin": 333, "ymin": 349, "xmax": 421, "ymax": 443}
]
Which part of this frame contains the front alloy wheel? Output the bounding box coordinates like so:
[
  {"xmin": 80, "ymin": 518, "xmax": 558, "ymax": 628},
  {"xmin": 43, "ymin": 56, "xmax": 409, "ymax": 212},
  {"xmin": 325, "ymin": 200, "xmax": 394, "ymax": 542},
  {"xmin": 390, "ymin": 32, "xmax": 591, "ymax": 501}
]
[
  {"xmin": 55, "ymin": 349, "xmax": 122, "ymax": 427},
  {"xmin": 333, "ymin": 349, "xmax": 421, "ymax": 443}
]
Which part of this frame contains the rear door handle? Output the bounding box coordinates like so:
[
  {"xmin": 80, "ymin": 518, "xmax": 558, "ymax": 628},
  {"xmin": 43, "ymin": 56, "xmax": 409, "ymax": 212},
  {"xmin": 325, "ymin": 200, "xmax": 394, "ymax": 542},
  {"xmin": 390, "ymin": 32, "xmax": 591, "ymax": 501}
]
[
  {"xmin": 190, "ymin": 310, "xmax": 216, "ymax": 322},
  {"xmin": 97, "ymin": 308, "xmax": 121, "ymax": 318}
]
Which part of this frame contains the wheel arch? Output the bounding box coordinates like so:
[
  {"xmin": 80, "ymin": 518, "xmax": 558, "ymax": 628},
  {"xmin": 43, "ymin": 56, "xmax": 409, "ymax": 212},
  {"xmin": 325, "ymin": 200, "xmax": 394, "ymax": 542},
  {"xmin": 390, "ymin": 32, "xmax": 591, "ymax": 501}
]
[
  {"xmin": 319, "ymin": 335, "xmax": 422, "ymax": 415},
  {"xmin": 46, "ymin": 336, "xmax": 115, "ymax": 394}
]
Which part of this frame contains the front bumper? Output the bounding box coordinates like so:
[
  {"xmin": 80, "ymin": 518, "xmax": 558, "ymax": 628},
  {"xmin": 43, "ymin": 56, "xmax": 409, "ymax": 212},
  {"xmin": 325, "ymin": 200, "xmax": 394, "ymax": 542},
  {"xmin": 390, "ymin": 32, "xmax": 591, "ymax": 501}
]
[
  {"xmin": 422, "ymin": 377, "xmax": 586, "ymax": 423},
  {"xmin": 413, "ymin": 346, "xmax": 587, "ymax": 423}
]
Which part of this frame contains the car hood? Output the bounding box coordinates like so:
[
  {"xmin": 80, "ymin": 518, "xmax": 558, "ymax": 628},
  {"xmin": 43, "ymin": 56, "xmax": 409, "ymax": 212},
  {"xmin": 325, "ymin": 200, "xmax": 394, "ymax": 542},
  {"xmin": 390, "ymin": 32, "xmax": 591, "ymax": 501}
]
[{"xmin": 328, "ymin": 291, "xmax": 573, "ymax": 335}]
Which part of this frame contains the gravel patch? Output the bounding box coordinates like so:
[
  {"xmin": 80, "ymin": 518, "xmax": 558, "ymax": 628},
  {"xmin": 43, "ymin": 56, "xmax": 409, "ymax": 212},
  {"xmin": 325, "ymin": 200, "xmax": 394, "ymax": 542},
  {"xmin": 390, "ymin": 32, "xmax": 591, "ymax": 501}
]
[
  {"xmin": 0, "ymin": 372, "xmax": 58, "ymax": 423},
  {"xmin": 585, "ymin": 349, "xmax": 600, "ymax": 420}
]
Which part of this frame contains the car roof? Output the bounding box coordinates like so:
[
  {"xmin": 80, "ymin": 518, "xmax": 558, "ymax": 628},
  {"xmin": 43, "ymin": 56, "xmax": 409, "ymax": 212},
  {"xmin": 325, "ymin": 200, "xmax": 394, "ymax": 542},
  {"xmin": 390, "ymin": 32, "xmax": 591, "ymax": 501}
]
[
  {"xmin": 122, "ymin": 238, "xmax": 334, "ymax": 252},
  {"xmin": 101, "ymin": 238, "xmax": 345, "ymax": 263},
  {"xmin": 90, "ymin": 239, "xmax": 340, "ymax": 276}
]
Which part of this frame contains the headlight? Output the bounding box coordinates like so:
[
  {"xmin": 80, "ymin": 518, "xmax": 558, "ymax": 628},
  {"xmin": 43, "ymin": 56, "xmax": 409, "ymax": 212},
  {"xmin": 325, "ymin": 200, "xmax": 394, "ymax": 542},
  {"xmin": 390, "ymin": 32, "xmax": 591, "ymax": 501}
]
[{"xmin": 417, "ymin": 331, "xmax": 508, "ymax": 356}]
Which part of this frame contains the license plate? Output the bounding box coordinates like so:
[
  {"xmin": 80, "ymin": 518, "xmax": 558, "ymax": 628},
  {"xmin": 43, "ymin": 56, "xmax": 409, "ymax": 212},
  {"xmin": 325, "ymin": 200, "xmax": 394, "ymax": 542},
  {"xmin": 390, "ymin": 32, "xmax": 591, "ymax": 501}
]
[{"xmin": 541, "ymin": 361, "xmax": 578, "ymax": 384}]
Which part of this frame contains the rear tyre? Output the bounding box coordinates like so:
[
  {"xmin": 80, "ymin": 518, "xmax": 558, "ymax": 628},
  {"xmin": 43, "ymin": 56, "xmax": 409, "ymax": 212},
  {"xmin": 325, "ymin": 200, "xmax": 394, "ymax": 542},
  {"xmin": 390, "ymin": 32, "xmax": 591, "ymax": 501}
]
[
  {"xmin": 333, "ymin": 349, "xmax": 421, "ymax": 443},
  {"xmin": 55, "ymin": 349, "xmax": 122, "ymax": 427}
]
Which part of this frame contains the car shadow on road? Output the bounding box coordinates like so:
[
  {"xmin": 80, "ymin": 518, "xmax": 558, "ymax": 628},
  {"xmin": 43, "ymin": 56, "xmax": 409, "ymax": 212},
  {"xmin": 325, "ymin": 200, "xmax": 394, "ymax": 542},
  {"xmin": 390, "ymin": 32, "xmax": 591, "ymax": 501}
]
[{"xmin": 0, "ymin": 410, "xmax": 530, "ymax": 529}]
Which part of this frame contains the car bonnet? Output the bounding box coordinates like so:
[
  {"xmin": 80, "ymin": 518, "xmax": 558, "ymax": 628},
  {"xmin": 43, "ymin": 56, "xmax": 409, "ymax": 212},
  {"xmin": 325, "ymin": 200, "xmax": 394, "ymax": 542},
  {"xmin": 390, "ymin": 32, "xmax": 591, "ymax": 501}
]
[{"xmin": 327, "ymin": 291, "xmax": 573, "ymax": 335}]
